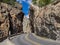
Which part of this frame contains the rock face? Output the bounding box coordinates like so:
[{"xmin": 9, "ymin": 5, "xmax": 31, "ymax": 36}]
[
  {"xmin": 23, "ymin": 16, "xmax": 31, "ymax": 33},
  {"xmin": 29, "ymin": 2, "xmax": 60, "ymax": 40},
  {"xmin": 0, "ymin": 3, "xmax": 24, "ymax": 39},
  {"xmin": 0, "ymin": 12, "xmax": 9, "ymax": 38},
  {"xmin": 10, "ymin": 8, "xmax": 24, "ymax": 34}
]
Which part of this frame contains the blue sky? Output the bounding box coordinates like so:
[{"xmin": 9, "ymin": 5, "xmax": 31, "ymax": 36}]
[{"xmin": 16, "ymin": 0, "xmax": 32, "ymax": 16}]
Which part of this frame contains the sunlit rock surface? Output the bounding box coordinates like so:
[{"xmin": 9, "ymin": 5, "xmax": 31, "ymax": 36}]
[{"xmin": 23, "ymin": 16, "xmax": 31, "ymax": 33}]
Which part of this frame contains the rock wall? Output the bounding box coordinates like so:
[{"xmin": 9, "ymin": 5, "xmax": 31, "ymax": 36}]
[
  {"xmin": 23, "ymin": 16, "xmax": 31, "ymax": 33},
  {"xmin": 29, "ymin": 2, "xmax": 60, "ymax": 40},
  {"xmin": 29, "ymin": 6, "xmax": 35, "ymax": 33},
  {"xmin": 0, "ymin": 3, "xmax": 24, "ymax": 38}
]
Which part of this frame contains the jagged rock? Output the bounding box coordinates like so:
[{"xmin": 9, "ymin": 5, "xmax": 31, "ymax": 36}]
[
  {"xmin": 29, "ymin": 2, "xmax": 60, "ymax": 40},
  {"xmin": 0, "ymin": 13, "xmax": 9, "ymax": 38},
  {"xmin": 29, "ymin": 6, "xmax": 35, "ymax": 33},
  {"xmin": 1, "ymin": 3, "xmax": 8, "ymax": 9},
  {"xmin": 0, "ymin": 3, "xmax": 24, "ymax": 39},
  {"xmin": 10, "ymin": 8, "xmax": 20, "ymax": 15},
  {"xmin": 52, "ymin": 0, "xmax": 60, "ymax": 5},
  {"xmin": 10, "ymin": 9, "xmax": 24, "ymax": 34},
  {"xmin": 1, "ymin": 8, "xmax": 6, "ymax": 13},
  {"xmin": 14, "ymin": 2, "xmax": 22, "ymax": 10}
]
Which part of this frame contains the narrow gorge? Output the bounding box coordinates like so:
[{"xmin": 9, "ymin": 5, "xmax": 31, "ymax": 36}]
[{"xmin": 1, "ymin": 0, "xmax": 60, "ymax": 42}]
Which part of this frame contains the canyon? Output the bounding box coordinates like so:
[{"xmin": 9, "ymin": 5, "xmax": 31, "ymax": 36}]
[{"xmin": 1, "ymin": 1, "xmax": 60, "ymax": 42}]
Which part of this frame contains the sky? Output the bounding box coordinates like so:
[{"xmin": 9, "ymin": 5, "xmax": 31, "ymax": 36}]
[{"xmin": 16, "ymin": 0, "xmax": 32, "ymax": 16}]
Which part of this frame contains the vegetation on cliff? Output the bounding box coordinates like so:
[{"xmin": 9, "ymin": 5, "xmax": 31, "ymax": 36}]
[
  {"xmin": 32, "ymin": 0, "xmax": 53, "ymax": 7},
  {"xmin": 0, "ymin": 0, "xmax": 16, "ymax": 5}
]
